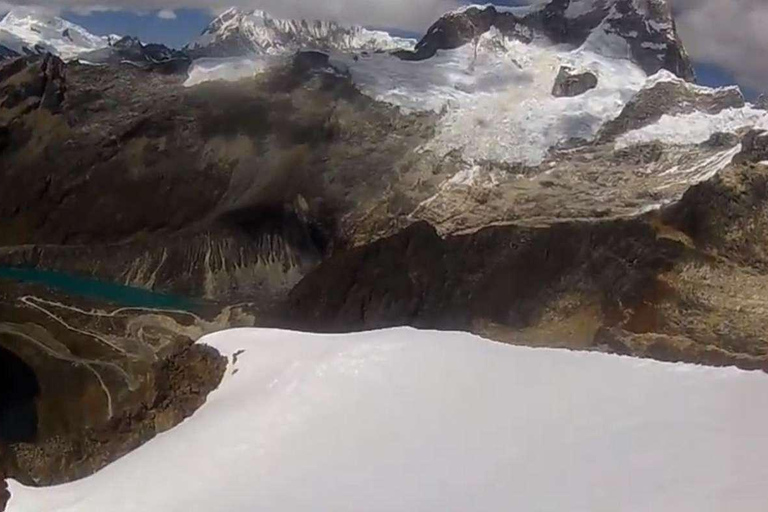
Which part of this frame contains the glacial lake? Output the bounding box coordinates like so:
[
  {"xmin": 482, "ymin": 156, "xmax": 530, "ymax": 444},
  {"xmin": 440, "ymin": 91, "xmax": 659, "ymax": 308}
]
[{"xmin": 0, "ymin": 266, "xmax": 195, "ymax": 310}]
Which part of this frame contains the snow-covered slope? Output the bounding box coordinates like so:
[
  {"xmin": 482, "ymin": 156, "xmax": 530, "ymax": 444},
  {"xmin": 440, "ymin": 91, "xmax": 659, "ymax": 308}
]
[
  {"xmin": 185, "ymin": 8, "xmax": 415, "ymax": 58},
  {"xmin": 0, "ymin": 9, "xmax": 114, "ymax": 60},
  {"xmin": 183, "ymin": 1, "xmax": 768, "ymax": 229},
  {"xmin": 9, "ymin": 328, "xmax": 768, "ymax": 511}
]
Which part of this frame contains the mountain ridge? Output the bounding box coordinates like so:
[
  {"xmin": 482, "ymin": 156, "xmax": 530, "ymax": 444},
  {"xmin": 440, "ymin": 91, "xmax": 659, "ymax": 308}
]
[
  {"xmin": 185, "ymin": 7, "xmax": 416, "ymax": 58},
  {"xmin": 0, "ymin": 8, "xmax": 115, "ymax": 59}
]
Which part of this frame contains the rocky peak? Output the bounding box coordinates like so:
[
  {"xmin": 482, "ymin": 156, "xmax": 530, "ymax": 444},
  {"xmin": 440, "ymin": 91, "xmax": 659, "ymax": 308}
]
[
  {"xmin": 0, "ymin": 53, "xmax": 66, "ymax": 114},
  {"xmin": 78, "ymin": 37, "xmax": 191, "ymax": 74},
  {"xmin": 185, "ymin": 7, "xmax": 414, "ymax": 58},
  {"xmin": 0, "ymin": 9, "xmax": 112, "ymax": 60},
  {"xmin": 552, "ymin": 66, "xmax": 598, "ymax": 97},
  {"xmin": 397, "ymin": 0, "xmax": 693, "ymax": 80}
]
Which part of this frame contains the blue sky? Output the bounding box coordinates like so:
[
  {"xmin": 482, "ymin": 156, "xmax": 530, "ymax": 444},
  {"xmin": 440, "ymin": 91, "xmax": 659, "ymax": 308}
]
[{"xmin": 56, "ymin": 3, "xmax": 756, "ymax": 98}]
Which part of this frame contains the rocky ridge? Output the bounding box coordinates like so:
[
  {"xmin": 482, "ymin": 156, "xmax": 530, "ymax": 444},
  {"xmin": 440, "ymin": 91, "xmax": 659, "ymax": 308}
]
[
  {"xmin": 396, "ymin": 0, "xmax": 694, "ymax": 80},
  {"xmin": 0, "ymin": 9, "xmax": 114, "ymax": 60},
  {"xmin": 185, "ymin": 7, "xmax": 415, "ymax": 58}
]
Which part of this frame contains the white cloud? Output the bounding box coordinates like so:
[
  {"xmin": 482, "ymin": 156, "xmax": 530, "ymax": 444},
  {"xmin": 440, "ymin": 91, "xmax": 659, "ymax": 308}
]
[
  {"xmin": 157, "ymin": 7, "xmax": 175, "ymax": 19},
  {"xmin": 671, "ymin": 0, "xmax": 768, "ymax": 93},
  {"xmin": 0, "ymin": 0, "xmax": 461, "ymax": 32}
]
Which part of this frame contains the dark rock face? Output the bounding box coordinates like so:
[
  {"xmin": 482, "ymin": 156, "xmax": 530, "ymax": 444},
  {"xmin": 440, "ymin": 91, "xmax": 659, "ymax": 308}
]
[
  {"xmin": 757, "ymin": 94, "xmax": 768, "ymax": 110},
  {"xmin": 552, "ymin": 66, "xmax": 598, "ymax": 97},
  {"xmin": 285, "ymin": 162, "xmax": 768, "ymax": 366},
  {"xmin": 0, "ymin": 54, "xmax": 66, "ymax": 115},
  {"xmin": 395, "ymin": 5, "xmax": 531, "ymax": 61},
  {"xmin": 0, "ymin": 44, "xmax": 17, "ymax": 61},
  {"xmin": 0, "ymin": 56, "xmax": 434, "ymax": 301},
  {"xmin": 734, "ymin": 129, "xmax": 768, "ymax": 164},
  {"xmin": 396, "ymin": 0, "xmax": 695, "ymax": 81},
  {"xmin": 287, "ymin": 219, "xmax": 682, "ymax": 334},
  {"xmin": 0, "ymin": 346, "xmax": 39, "ymax": 443},
  {"xmin": 599, "ymin": 79, "xmax": 745, "ymax": 141},
  {"xmin": 78, "ymin": 37, "xmax": 192, "ymax": 75},
  {"xmin": 0, "ymin": 478, "xmax": 8, "ymax": 512},
  {"xmin": 601, "ymin": 0, "xmax": 695, "ymax": 81},
  {"xmin": 4, "ymin": 337, "xmax": 227, "ymax": 485}
]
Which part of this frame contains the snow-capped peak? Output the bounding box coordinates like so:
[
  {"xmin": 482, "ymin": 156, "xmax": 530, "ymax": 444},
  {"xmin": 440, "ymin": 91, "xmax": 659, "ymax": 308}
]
[
  {"xmin": 184, "ymin": 7, "xmax": 415, "ymax": 58},
  {"xmin": 0, "ymin": 8, "xmax": 114, "ymax": 60}
]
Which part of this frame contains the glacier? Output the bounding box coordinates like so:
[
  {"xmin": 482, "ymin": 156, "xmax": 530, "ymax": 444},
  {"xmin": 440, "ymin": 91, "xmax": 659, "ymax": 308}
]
[
  {"xmin": 0, "ymin": 9, "xmax": 114, "ymax": 60},
  {"xmin": 8, "ymin": 328, "xmax": 768, "ymax": 512}
]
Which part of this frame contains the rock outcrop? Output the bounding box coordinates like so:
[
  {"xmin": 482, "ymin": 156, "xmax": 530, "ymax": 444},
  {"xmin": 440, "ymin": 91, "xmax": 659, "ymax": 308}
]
[
  {"xmin": 734, "ymin": 129, "xmax": 768, "ymax": 164},
  {"xmin": 0, "ymin": 477, "xmax": 9, "ymax": 512},
  {"xmin": 598, "ymin": 78, "xmax": 745, "ymax": 141},
  {"xmin": 78, "ymin": 37, "xmax": 192, "ymax": 75},
  {"xmin": 552, "ymin": 66, "xmax": 598, "ymax": 97},
  {"xmin": 0, "ymin": 54, "xmax": 66, "ymax": 116},
  {"xmin": 396, "ymin": 1, "xmax": 694, "ymax": 81},
  {"xmin": 285, "ymin": 160, "xmax": 768, "ymax": 367}
]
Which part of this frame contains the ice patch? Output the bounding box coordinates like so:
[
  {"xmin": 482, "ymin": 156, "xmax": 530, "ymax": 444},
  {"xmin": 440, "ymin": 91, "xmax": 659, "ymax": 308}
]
[{"xmin": 345, "ymin": 29, "xmax": 647, "ymax": 166}]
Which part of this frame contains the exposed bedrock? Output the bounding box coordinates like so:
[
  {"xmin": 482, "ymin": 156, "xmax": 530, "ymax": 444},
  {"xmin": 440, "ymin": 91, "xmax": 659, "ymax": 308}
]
[
  {"xmin": 0, "ymin": 294, "xmax": 230, "ymax": 485},
  {"xmin": 552, "ymin": 66, "xmax": 598, "ymax": 97},
  {"xmin": 0, "ymin": 478, "xmax": 8, "ymax": 512},
  {"xmin": 0, "ymin": 55, "xmax": 434, "ymax": 301},
  {"xmin": 598, "ymin": 79, "xmax": 745, "ymax": 142},
  {"xmin": 286, "ymin": 162, "xmax": 768, "ymax": 366}
]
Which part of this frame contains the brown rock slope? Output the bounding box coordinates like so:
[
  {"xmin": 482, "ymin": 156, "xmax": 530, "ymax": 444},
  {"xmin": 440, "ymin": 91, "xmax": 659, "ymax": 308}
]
[{"xmin": 287, "ymin": 160, "xmax": 768, "ymax": 370}]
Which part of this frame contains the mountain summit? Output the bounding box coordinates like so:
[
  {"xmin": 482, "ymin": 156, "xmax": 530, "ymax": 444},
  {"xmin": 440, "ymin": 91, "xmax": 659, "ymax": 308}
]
[
  {"xmin": 399, "ymin": 0, "xmax": 694, "ymax": 81},
  {"xmin": 0, "ymin": 9, "xmax": 113, "ymax": 60},
  {"xmin": 184, "ymin": 7, "xmax": 416, "ymax": 58}
]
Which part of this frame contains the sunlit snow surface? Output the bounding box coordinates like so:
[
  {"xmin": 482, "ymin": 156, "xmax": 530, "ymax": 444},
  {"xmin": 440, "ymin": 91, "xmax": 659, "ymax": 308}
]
[
  {"xmin": 0, "ymin": 9, "xmax": 113, "ymax": 60},
  {"xmin": 340, "ymin": 29, "xmax": 649, "ymax": 165},
  {"xmin": 9, "ymin": 328, "xmax": 768, "ymax": 512}
]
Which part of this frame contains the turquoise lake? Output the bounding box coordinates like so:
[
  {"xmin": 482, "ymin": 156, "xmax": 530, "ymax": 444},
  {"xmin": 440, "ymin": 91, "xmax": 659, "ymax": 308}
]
[{"xmin": 0, "ymin": 266, "xmax": 195, "ymax": 310}]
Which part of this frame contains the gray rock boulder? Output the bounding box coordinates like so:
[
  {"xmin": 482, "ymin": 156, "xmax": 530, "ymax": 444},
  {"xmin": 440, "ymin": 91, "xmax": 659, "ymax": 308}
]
[
  {"xmin": 552, "ymin": 66, "xmax": 598, "ymax": 97},
  {"xmin": 734, "ymin": 129, "xmax": 768, "ymax": 164}
]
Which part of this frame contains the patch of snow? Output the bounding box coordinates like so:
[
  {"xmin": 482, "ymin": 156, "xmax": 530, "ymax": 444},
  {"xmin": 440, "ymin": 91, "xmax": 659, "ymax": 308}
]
[
  {"xmin": 655, "ymin": 144, "xmax": 743, "ymax": 191},
  {"xmin": 344, "ymin": 28, "xmax": 648, "ymax": 165},
  {"xmin": 644, "ymin": 69, "xmax": 742, "ymax": 97},
  {"xmin": 9, "ymin": 327, "xmax": 768, "ymax": 512},
  {"xmin": 184, "ymin": 56, "xmax": 282, "ymax": 87},
  {"xmin": 616, "ymin": 108, "xmax": 768, "ymax": 148},
  {"xmin": 452, "ymin": 2, "xmax": 542, "ymax": 16}
]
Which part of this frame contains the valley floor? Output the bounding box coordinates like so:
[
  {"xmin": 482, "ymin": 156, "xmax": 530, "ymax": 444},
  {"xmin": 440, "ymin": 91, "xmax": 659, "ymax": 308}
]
[{"xmin": 8, "ymin": 328, "xmax": 768, "ymax": 512}]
